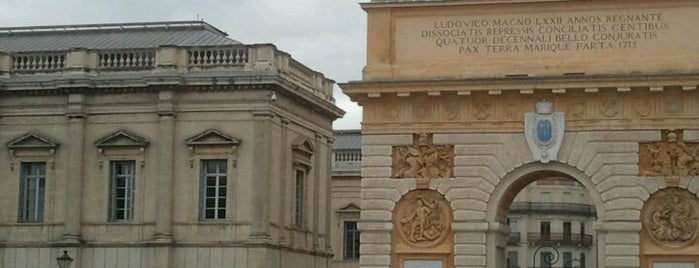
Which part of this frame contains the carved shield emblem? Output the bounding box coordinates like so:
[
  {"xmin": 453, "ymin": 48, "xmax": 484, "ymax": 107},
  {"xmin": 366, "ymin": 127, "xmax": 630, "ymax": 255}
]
[
  {"xmin": 536, "ymin": 118, "xmax": 553, "ymax": 145},
  {"xmin": 525, "ymin": 100, "xmax": 565, "ymax": 163}
]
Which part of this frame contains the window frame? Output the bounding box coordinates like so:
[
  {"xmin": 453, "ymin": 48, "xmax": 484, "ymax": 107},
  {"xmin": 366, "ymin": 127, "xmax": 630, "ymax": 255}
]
[
  {"xmin": 294, "ymin": 168, "xmax": 306, "ymax": 228},
  {"xmin": 199, "ymin": 159, "xmax": 229, "ymax": 221},
  {"xmin": 18, "ymin": 162, "xmax": 47, "ymax": 222},
  {"xmin": 108, "ymin": 160, "xmax": 136, "ymax": 222},
  {"xmin": 343, "ymin": 220, "xmax": 360, "ymax": 260}
]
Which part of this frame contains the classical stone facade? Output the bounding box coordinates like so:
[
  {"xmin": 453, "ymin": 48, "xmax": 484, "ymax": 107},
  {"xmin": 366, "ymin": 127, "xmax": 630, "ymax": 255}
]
[
  {"xmin": 331, "ymin": 130, "xmax": 362, "ymax": 268},
  {"xmin": 341, "ymin": 0, "xmax": 699, "ymax": 267},
  {"xmin": 0, "ymin": 21, "xmax": 343, "ymax": 268}
]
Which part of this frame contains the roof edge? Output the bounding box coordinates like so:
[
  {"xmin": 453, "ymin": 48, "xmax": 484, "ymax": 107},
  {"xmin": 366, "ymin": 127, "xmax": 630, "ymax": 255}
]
[{"xmin": 0, "ymin": 20, "xmax": 228, "ymax": 37}]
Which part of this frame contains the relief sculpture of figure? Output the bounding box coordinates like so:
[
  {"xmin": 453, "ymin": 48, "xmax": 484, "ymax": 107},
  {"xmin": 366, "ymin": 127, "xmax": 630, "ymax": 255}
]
[
  {"xmin": 400, "ymin": 197, "xmax": 443, "ymax": 242},
  {"xmin": 640, "ymin": 130, "xmax": 699, "ymax": 176},
  {"xmin": 650, "ymin": 194, "xmax": 697, "ymax": 243},
  {"xmin": 392, "ymin": 133, "xmax": 454, "ymax": 179}
]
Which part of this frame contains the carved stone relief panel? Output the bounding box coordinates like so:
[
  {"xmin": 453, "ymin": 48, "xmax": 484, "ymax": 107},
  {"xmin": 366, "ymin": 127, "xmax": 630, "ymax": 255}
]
[
  {"xmin": 394, "ymin": 189, "xmax": 452, "ymax": 248},
  {"xmin": 639, "ymin": 130, "xmax": 699, "ymax": 176},
  {"xmin": 392, "ymin": 133, "xmax": 454, "ymax": 180},
  {"xmin": 643, "ymin": 188, "xmax": 699, "ymax": 248},
  {"xmin": 442, "ymin": 98, "xmax": 461, "ymax": 121}
]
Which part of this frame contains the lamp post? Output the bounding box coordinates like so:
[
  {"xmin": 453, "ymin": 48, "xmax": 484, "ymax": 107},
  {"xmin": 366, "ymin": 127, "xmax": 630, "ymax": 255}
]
[{"xmin": 56, "ymin": 250, "xmax": 73, "ymax": 268}]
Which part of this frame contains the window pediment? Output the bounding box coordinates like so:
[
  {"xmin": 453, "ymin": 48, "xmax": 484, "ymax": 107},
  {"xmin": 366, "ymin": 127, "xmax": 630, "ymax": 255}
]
[
  {"xmin": 7, "ymin": 132, "xmax": 60, "ymax": 151},
  {"xmin": 95, "ymin": 130, "xmax": 149, "ymax": 150},
  {"xmin": 186, "ymin": 129, "xmax": 240, "ymax": 168},
  {"xmin": 292, "ymin": 136, "xmax": 315, "ymax": 168},
  {"xmin": 186, "ymin": 129, "xmax": 241, "ymax": 147},
  {"xmin": 292, "ymin": 136, "xmax": 315, "ymax": 156},
  {"xmin": 6, "ymin": 132, "xmax": 59, "ymax": 170},
  {"xmin": 337, "ymin": 203, "xmax": 361, "ymax": 214}
]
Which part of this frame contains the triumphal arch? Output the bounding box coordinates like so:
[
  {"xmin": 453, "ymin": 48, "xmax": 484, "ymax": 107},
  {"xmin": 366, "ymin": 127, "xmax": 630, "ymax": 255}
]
[{"xmin": 340, "ymin": 0, "xmax": 699, "ymax": 267}]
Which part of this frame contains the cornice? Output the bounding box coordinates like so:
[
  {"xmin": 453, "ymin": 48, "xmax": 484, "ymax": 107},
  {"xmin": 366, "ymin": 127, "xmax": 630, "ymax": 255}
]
[{"xmin": 340, "ymin": 72, "xmax": 699, "ymax": 103}]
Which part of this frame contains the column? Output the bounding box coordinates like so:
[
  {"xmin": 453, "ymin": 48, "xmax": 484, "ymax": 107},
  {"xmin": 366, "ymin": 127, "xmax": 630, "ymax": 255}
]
[{"xmin": 63, "ymin": 94, "xmax": 85, "ymax": 243}]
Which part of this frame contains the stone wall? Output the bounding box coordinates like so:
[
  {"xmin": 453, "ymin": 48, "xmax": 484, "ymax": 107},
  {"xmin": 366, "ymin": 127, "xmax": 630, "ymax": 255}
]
[{"xmin": 357, "ymin": 130, "xmax": 699, "ymax": 268}]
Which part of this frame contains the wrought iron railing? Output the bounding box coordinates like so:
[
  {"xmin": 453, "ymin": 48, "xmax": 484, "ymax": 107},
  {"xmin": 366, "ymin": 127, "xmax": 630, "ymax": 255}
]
[
  {"xmin": 526, "ymin": 232, "xmax": 593, "ymax": 247},
  {"xmin": 509, "ymin": 202, "xmax": 596, "ymax": 216}
]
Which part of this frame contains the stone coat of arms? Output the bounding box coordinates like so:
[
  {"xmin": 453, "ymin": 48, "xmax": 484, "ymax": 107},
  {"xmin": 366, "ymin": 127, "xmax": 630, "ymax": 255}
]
[{"xmin": 524, "ymin": 100, "xmax": 565, "ymax": 163}]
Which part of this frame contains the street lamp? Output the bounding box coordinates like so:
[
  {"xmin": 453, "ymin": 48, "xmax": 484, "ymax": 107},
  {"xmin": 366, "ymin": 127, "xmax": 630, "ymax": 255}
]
[{"xmin": 56, "ymin": 250, "xmax": 73, "ymax": 268}]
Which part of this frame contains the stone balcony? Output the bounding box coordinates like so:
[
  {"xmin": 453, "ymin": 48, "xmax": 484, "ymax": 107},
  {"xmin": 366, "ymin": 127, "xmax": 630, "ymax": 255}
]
[{"xmin": 0, "ymin": 44, "xmax": 335, "ymax": 103}]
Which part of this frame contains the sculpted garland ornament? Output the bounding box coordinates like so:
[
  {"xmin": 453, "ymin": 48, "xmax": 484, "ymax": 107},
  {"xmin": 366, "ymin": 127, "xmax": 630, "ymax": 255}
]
[{"xmin": 394, "ymin": 190, "xmax": 451, "ymax": 248}]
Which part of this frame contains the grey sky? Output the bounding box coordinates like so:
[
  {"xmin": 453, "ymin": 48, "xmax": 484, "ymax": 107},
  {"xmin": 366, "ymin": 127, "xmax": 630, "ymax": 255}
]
[{"xmin": 0, "ymin": 0, "xmax": 365, "ymax": 129}]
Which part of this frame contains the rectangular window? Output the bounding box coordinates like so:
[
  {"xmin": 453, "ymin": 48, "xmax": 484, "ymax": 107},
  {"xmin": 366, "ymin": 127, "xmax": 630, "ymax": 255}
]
[
  {"xmin": 563, "ymin": 252, "xmax": 572, "ymax": 268},
  {"xmin": 541, "ymin": 252, "xmax": 553, "ymax": 268},
  {"xmin": 294, "ymin": 170, "xmax": 305, "ymax": 227},
  {"xmin": 507, "ymin": 251, "xmax": 519, "ymax": 268},
  {"xmin": 19, "ymin": 162, "xmax": 46, "ymax": 222},
  {"xmin": 343, "ymin": 221, "xmax": 360, "ymax": 260},
  {"xmin": 200, "ymin": 160, "xmax": 227, "ymax": 220},
  {"xmin": 580, "ymin": 253, "xmax": 586, "ymax": 268},
  {"xmin": 563, "ymin": 221, "xmax": 572, "ymax": 241},
  {"xmin": 109, "ymin": 161, "xmax": 135, "ymax": 221},
  {"xmin": 540, "ymin": 221, "xmax": 551, "ymax": 241}
]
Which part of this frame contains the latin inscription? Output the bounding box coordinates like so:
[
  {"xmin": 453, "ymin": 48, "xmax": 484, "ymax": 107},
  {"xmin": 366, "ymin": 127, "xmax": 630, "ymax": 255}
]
[{"xmin": 420, "ymin": 12, "xmax": 670, "ymax": 54}]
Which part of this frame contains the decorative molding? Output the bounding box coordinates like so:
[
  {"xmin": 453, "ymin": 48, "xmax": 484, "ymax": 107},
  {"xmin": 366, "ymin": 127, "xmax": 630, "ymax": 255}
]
[
  {"xmin": 185, "ymin": 129, "xmax": 241, "ymax": 168},
  {"xmin": 6, "ymin": 132, "xmax": 60, "ymax": 170},
  {"xmin": 643, "ymin": 188, "xmax": 699, "ymax": 248},
  {"xmin": 95, "ymin": 129, "xmax": 149, "ymax": 169},
  {"xmin": 95, "ymin": 130, "xmax": 149, "ymax": 151},
  {"xmin": 336, "ymin": 203, "xmax": 361, "ymax": 214},
  {"xmin": 357, "ymin": 89, "xmax": 698, "ymax": 133},
  {"xmin": 392, "ymin": 133, "xmax": 454, "ymax": 186},
  {"xmin": 292, "ymin": 136, "xmax": 315, "ymax": 169}
]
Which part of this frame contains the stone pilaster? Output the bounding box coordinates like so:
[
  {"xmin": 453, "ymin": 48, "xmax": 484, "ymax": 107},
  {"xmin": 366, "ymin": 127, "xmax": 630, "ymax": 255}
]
[
  {"xmin": 324, "ymin": 135, "xmax": 334, "ymax": 253},
  {"xmin": 311, "ymin": 133, "xmax": 322, "ymax": 250},
  {"xmin": 249, "ymin": 111, "xmax": 274, "ymax": 242},
  {"xmin": 277, "ymin": 118, "xmax": 290, "ymax": 245},
  {"xmin": 62, "ymin": 94, "xmax": 85, "ymax": 244},
  {"xmin": 154, "ymin": 90, "xmax": 175, "ymax": 242},
  {"xmin": 153, "ymin": 91, "xmax": 175, "ymax": 268}
]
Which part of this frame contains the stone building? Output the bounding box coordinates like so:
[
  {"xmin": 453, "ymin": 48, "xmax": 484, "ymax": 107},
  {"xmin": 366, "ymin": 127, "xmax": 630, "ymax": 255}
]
[
  {"xmin": 506, "ymin": 178, "xmax": 597, "ymax": 268},
  {"xmin": 341, "ymin": 0, "xmax": 699, "ymax": 268},
  {"xmin": 331, "ymin": 130, "xmax": 362, "ymax": 268},
  {"xmin": 0, "ymin": 21, "xmax": 343, "ymax": 268}
]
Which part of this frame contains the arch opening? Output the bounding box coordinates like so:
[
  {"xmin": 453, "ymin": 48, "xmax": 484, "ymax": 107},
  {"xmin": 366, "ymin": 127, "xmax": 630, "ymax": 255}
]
[{"xmin": 488, "ymin": 162, "xmax": 604, "ymax": 268}]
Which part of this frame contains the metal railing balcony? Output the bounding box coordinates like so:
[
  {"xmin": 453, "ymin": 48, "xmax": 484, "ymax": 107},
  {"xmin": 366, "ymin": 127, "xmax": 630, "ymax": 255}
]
[
  {"xmin": 508, "ymin": 232, "xmax": 521, "ymax": 245},
  {"xmin": 526, "ymin": 232, "xmax": 594, "ymax": 247},
  {"xmin": 509, "ymin": 202, "xmax": 596, "ymax": 216}
]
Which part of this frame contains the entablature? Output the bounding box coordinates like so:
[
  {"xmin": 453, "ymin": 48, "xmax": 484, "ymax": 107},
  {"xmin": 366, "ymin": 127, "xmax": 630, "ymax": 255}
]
[{"xmin": 340, "ymin": 73, "xmax": 699, "ymax": 105}]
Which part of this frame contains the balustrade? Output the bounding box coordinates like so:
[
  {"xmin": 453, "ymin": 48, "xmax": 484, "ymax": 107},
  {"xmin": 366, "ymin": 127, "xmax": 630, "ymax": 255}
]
[
  {"xmin": 98, "ymin": 50, "xmax": 155, "ymax": 69},
  {"xmin": 12, "ymin": 53, "xmax": 65, "ymax": 71},
  {"xmin": 188, "ymin": 47, "xmax": 248, "ymax": 66},
  {"xmin": 4, "ymin": 45, "xmax": 331, "ymax": 102},
  {"xmin": 334, "ymin": 151, "xmax": 362, "ymax": 162}
]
